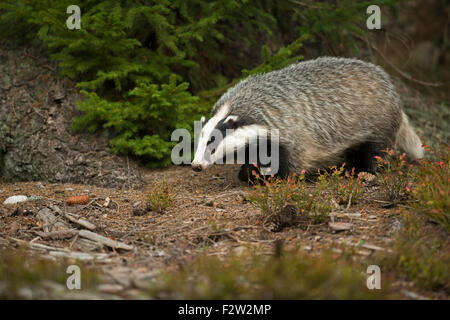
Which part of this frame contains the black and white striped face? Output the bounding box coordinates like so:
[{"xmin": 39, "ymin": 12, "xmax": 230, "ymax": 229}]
[{"xmin": 192, "ymin": 103, "xmax": 267, "ymax": 172}]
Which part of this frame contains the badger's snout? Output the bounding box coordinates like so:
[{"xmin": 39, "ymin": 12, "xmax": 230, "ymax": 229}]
[{"xmin": 192, "ymin": 160, "xmax": 211, "ymax": 172}]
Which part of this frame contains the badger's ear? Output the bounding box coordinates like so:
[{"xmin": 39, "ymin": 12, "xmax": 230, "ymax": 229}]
[{"xmin": 224, "ymin": 115, "xmax": 238, "ymax": 126}]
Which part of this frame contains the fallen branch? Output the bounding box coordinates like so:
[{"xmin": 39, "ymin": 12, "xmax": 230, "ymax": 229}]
[
  {"xmin": 8, "ymin": 237, "xmax": 111, "ymax": 262},
  {"xmin": 79, "ymin": 230, "xmax": 134, "ymax": 251},
  {"xmin": 64, "ymin": 213, "xmax": 97, "ymax": 231},
  {"xmin": 336, "ymin": 239, "xmax": 393, "ymax": 253},
  {"xmin": 35, "ymin": 229, "xmax": 79, "ymax": 240},
  {"xmin": 37, "ymin": 208, "xmax": 70, "ymax": 232},
  {"xmin": 48, "ymin": 250, "xmax": 111, "ymax": 262},
  {"xmin": 8, "ymin": 236, "xmax": 61, "ymax": 251},
  {"xmin": 49, "ymin": 204, "xmax": 96, "ymax": 230}
]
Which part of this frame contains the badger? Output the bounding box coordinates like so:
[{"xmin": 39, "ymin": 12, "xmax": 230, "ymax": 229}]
[{"xmin": 192, "ymin": 57, "xmax": 424, "ymax": 181}]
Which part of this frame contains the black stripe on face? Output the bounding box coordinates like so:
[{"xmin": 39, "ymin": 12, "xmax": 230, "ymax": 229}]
[
  {"xmin": 206, "ymin": 116, "xmax": 256, "ymax": 148},
  {"xmin": 206, "ymin": 119, "xmax": 231, "ymax": 148}
]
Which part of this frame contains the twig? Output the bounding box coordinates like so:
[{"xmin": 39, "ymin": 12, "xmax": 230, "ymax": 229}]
[
  {"xmin": 47, "ymin": 251, "xmax": 111, "ymax": 262},
  {"xmin": 49, "ymin": 204, "xmax": 97, "ymax": 230},
  {"xmin": 35, "ymin": 229, "xmax": 79, "ymax": 240},
  {"xmin": 69, "ymin": 232, "xmax": 79, "ymax": 250},
  {"xmin": 346, "ymin": 192, "xmax": 353, "ymax": 210},
  {"xmin": 127, "ymin": 156, "xmax": 131, "ymax": 190},
  {"xmin": 8, "ymin": 236, "xmax": 61, "ymax": 251},
  {"xmin": 65, "ymin": 213, "xmax": 97, "ymax": 230},
  {"xmin": 11, "ymin": 95, "xmax": 19, "ymax": 119},
  {"xmin": 37, "ymin": 207, "xmax": 70, "ymax": 232},
  {"xmin": 76, "ymin": 198, "xmax": 98, "ymax": 211},
  {"xmin": 79, "ymin": 230, "xmax": 134, "ymax": 251}
]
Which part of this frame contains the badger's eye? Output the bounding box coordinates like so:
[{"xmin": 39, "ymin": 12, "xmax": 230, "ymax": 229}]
[{"xmin": 207, "ymin": 135, "xmax": 215, "ymax": 147}]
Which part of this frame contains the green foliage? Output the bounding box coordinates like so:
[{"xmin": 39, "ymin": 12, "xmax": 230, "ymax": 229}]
[
  {"xmin": 317, "ymin": 165, "xmax": 364, "ymax": 206},
  {"xmin": 72, "ymin": 76, "xmax": 199, "ymax": 164},
  {"xmin": 146, "ymin": 179, "xmax": 174, "ymax": 212},
  {"xmin": 375, "ymin": 145, "xmax": 449, "ymax": 231},
  {"xmin": 0, "ymin": 0, "xmax": 401, "ymax": 166},
  {"xmin": 379, "ymin": 213, "xmax": 450, "ymax": 292},
  {"xmin": 0, "ymin": 249, "xmax": 98, "ymax": 298},
  {"xmin": 293, "ymin": 0, "xmax": 400, "ymax": 52},
  {"xmin": 242, "ymin": 35, "xmax": 308, "ymax": 76},
  {"xmin": 149, "ymin": 248, "xmax": 390, "ymax": 299}
]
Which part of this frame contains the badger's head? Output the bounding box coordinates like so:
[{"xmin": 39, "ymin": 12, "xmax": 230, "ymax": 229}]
[{"xmin": 191, "ymin": 103, "xmax": 268, "ymax": 172}]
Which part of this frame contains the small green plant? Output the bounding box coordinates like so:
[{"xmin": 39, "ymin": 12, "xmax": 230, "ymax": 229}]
[
  {"xmin": 146, "ymin": 180, "xmax": 174, "ymax": 213},
  {"xmin": 72, "ymin": 76, "xmax": 200, "ymax": 166},
  {"xmin": 247, "ymin": 167, "xmax": 334, "ymax": 224},
  {"xmin": 246, "ymin": 170, "xmax": 298, "ymax": 216},
  {"xmin": 410, "ymin": 145, "xmax": 450, "ymax": 231},
  {"xmin": 317, "ymin": 164, "xmax": 364, "ymax": 206},
  {"xmin": 247, "ymin": 163, "xmax": 366, "ymax": 225},
  {"xmin": 292, "ymin": 173, "xmax": 335, "ymax": 223},
  {"xmin": 375, "ymin": 148, "xmax": 413, "ymax": 203}
]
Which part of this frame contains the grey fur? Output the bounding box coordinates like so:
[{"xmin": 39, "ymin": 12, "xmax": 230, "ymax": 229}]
[{"xmin": 208, "ymin": 57, "xmax": 423, "ymax": 175}]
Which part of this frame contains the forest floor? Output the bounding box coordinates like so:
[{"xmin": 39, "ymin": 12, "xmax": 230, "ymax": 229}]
[
  {"xmin": 0, "ymin": 0, "xmax": 448, "ymax": 300},
  {"xmin": 0, "ymin": 163, "xmax": 448, "ymax": 300}
]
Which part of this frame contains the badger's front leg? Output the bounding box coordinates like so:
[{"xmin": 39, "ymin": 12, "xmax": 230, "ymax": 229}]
[{"xmin": 238, "ymin": 141, "xmax": 291, "ymax": 182}]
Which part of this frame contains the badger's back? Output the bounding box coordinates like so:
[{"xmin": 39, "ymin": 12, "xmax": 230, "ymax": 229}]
[
  {"xmin": 217, "ymin": 57, "xmax": 401, "ymax": 145},
  {"xmin": 214, "ymin": 57, "xmax": 406, "ymax": 171}
]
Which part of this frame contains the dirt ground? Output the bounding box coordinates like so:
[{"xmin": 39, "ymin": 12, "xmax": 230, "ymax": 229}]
[{"xmin": 3, "ymin": 163, "xmax": 442, "ymax": 299}]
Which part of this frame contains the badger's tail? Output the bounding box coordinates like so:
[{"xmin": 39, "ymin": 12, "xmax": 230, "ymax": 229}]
[{"xmin": 395, "ymin": 111, "xmax": 424, "ymax": 160}]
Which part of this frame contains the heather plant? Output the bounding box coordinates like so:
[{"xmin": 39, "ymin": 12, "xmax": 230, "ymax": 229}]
[
  {"xmin": 246, "ymin": 169, "xmax": 301, "ymax": 217},
  {"xmin": 248, "ymin": 162, "xmax": 367, "ymax": 224},
  {"xmin": 375, "ymin": 148, "xmax": 413, "ymax": 203},
  {"xmin": 247, "ymin": 167, "xmax": 336, "ymax": 224},
  {"xmin": 317, "ymin": 165, "xmax": 364, "ymax": 206},
  {"xmin": 147, "ymin": 179, "xmax": 174, "ymax": 213},
  {"xmin": 410, "ymin": 145, "xmax": 450, "ymax": 232}
]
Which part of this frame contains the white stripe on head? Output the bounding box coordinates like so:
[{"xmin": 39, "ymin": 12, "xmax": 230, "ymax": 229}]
[
  {"xmin": 224, "ymin": 115, "xmax": 238, "ymax": 124},
  {"xmin": 211, "ymin": 124, "xmax": 268, "ymax": 164},
  {"xmin": 192, "ymin": 103, "xmax": 230, "ymax": 168}
]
